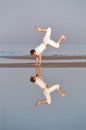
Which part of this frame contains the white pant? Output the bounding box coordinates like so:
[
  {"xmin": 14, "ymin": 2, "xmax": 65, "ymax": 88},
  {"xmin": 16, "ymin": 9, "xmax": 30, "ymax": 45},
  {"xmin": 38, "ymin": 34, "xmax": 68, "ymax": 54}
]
[
  {"xmin": 43, "ymin": 27, "xmax": 60, "ymax": 48},
  {"xmin": 43, "ymin": 84, "xmax": 60, "ymax": 104}
]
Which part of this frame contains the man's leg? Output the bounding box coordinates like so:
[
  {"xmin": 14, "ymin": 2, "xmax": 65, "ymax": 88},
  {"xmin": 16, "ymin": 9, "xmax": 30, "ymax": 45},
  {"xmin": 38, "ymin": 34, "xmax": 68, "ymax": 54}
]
[
  {"xmin": 57, "ymin": 86, "xmax": 67, "ymax": 96},
  {"xmin": 48, "ymin": 84, "xmax": 67, "ymax": 96},
  {"xmin": 57, "ymin": 35, "xmax": 67, "ymax": 45},
  {"xmin": 36, "ymin": 26, "xmax": 67, "ymax": 47},
  {"xmin": 35, "ymin": 26, "xmax": 48, "ymax": 32},
  {"xmin": 44, "ymin": 34, "xmax": 67, "ymax": 48},
  {"xmin": 43, "ymin": 27, "xmax": 51, "ymax": 46},
  {"xmin": 47, "ymin": 34, "xmax": 67, "ymax": 48},
  {"xmin": 35, "ymin": 99, "xmax": 48, "ymax": 106}
]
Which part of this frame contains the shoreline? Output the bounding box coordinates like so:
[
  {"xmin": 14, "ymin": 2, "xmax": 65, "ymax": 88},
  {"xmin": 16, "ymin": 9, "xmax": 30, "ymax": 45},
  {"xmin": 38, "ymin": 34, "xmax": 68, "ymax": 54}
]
[
  {"xmin": 0, "ymin": 55, "xmax": 86, "ymax": 68},
  {"xmin": 0, "ymin": 62, "xmax": 86, "ymax": 68}
]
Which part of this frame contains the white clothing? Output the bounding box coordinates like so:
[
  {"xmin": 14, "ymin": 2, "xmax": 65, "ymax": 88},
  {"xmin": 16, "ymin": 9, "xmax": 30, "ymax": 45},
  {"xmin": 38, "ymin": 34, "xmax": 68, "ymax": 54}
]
[
  {"xmin": 43, "ymin": 84, "xmax": 60, "ymax": 104},
  {"xmin": 35, "ymin": 77, "xmax": 46, "ymax": 89},
  {"xmin": 35, "ymin": 43, "xmax": 46, "ymax": 55},
  {"xmin": 35, "ymin": 27, "xmax": 60, "ymax": 55},
  {"xmin": 35, "ymin": 77, "xmax": 60, "ymax": 104},
  {"xmin": 43, "ymin": 27, "xmax": 60, "ymax": 48}
]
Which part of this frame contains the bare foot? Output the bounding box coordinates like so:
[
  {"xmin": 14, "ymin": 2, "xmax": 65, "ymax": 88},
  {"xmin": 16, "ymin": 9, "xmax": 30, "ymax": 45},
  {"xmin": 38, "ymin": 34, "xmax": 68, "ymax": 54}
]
[
  {"xmin": 61, "ymin": 91, "xmax": 67, "ymax": 97},
  {"xmin": 35, "ymin": 26, "xmax": 41, "ymax": 32},
  {"xmin": 35, "ymin": 100, "xmax": 41, "ymax": 106},
  {"xmin": 61, "ymin": 35, "xmax": 67, "ymax": 40}
]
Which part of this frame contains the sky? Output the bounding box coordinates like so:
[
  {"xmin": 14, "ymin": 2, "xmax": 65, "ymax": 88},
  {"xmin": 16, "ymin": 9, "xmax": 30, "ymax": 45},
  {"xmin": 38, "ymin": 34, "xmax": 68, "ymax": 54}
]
[{"xmin": 0, "ymin": 0, "xmax": 86, "ymax": 44}]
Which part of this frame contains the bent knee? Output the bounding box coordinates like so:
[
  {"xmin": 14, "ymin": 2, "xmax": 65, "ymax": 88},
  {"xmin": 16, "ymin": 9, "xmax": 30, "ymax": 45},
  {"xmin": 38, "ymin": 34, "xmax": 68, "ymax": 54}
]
[
  {"xmin": 56, "ymin": 84, "xmax": 60, "ymax": 89},
  {"xmin": 47, "ymin": 99, "xmax": 51, "ymax": 104},
  {"xmin": 56, "ymin": 43, "xmax": 60, "ymax": 48}
]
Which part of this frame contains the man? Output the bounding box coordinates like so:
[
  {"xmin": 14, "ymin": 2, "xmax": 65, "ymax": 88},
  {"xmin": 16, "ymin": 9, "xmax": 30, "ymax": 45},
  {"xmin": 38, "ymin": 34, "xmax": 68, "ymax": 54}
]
[
  {"xmin": 30, "ymin": 67, "xmax": 67, "ymax": 106},
  {"xmin": 30, "ymin": 26, "xmax": 67, "ymax": 66}
]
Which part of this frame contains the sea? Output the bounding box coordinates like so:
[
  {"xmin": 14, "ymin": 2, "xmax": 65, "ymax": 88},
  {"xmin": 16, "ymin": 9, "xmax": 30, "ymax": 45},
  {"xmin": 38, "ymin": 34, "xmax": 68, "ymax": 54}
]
[
  {"xmin": 0, "ymin": 42, "xmax": 86, "ymax": 130},
  {"xmin": 0, "ymin": 42, "xmax": 86, "ymax": 56}
]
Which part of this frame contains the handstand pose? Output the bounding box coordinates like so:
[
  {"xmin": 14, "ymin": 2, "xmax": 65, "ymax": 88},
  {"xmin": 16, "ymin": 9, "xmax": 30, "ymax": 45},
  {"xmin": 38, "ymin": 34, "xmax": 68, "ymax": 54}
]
[
  {"xmin": 30, "ymin": 26, "xmax": 67, "ymax": 66},
  {"xmin": 30, "ymin": 67, "xmax": 67, "ymax": 106}
]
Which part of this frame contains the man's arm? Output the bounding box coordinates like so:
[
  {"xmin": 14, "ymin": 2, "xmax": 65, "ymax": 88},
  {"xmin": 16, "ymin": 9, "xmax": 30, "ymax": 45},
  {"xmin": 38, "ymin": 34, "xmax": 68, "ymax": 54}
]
[
  {"xmin": 35, "ymin": 66, "xmax": 42, "ymax": 79},
  {"xmin": 38, "ymin": 53, "xmax": 42, "ymax": 66},
  {"xmin": 34, "ymin": 54, "xmax": 42, "ymax": 66},
  {"xmin": 35, "ymin": 56, "xmax": 39, "ymax": 65},
  {"xmin": 35, "ymin": 67, "xmax": 39, "ymax": 76},
  {"xmin": 35, "ymin": 26, "xmax": 48, "ymax": 32}
]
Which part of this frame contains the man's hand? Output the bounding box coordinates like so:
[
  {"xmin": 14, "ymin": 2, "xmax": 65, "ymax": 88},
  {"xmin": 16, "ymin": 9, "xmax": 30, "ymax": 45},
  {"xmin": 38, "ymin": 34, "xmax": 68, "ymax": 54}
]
[{"xmin": 33, "ymin": 63, "xmax": 41, "ymax": 66}]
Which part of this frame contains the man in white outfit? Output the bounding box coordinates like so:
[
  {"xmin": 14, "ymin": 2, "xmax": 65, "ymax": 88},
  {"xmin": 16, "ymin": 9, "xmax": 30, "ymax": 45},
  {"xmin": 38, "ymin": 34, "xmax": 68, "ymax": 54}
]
[
  {"xmin": 30, "ymin": 67, "xmax": 67, "ymax": 106},
  {"xmin": 30, "ymin": 26, "xmax": 67, "ymax": 66}
]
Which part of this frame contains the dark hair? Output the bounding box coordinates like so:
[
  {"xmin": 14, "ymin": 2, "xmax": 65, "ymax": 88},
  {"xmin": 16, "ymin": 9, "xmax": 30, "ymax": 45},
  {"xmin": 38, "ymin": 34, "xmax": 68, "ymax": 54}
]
[
  {"xmin": 30, "ymin": 76, "xmax": 36, "ymax": 82},
  {"xmin": 30, "ymin": 49, "xmax": 35, "ymax": 55}
]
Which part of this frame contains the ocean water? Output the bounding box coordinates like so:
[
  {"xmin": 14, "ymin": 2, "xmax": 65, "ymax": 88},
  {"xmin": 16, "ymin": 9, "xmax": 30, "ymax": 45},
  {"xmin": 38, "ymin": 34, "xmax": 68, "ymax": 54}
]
[{"xmin": 0, "ymin": 43, "xmax": 86, "ymax": 56}]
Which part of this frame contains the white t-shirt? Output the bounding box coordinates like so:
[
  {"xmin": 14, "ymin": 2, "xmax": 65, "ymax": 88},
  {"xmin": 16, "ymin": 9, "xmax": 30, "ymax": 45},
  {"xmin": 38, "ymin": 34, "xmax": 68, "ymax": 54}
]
[
  {"xmin": 35, "ymin": 43, "xmax": 46, "ymax": 55},
  {"xmin": 35, "ymin": 77, "xmax": 46, "ymax": 89}
]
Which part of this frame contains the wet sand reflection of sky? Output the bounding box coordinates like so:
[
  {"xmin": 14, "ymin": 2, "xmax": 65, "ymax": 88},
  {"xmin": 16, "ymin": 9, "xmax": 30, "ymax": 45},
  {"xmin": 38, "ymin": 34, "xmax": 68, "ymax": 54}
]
[{"xmin": 0, "ymin": 67, "xmax": 86, "ymax": 130}]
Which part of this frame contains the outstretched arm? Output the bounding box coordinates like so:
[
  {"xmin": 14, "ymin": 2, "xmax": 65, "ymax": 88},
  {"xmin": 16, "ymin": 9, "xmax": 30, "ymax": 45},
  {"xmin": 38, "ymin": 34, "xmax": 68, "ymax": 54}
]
[
  {"xmin": 34, "ymin": 53, "xmax": 42, "ymax": 66},
  {"xmin": 35, "ymin": 26, "xmax": 48, "ymax": 32},
  {"xmin": 38, "ymin": 53, "xmax": 42, "ymax": 66},
  {"xmin": 35, "ymin": 56, "xmax": 39, "ymax": 65},
  {"xmin": 35, "ymin": 67, "xmax": 42, "ymax": 79}
]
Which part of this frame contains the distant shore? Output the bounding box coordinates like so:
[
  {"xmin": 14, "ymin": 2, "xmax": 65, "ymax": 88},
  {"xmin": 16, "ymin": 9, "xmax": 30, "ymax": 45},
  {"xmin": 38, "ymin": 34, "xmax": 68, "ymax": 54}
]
[{"xmin": 0, "ymin": 55, "xmax": 86, "ymax": 68}]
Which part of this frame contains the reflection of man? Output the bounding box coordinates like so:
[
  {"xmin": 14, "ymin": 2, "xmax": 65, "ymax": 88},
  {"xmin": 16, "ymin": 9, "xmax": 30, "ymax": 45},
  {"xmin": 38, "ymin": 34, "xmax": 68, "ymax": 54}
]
[
  {"xmin": 30, "ymin": 26, "xmax": 67, "ymax": 66},
  {"xmin": 30, "ymin": 67, "xmax": 67, "ymax": 106}
]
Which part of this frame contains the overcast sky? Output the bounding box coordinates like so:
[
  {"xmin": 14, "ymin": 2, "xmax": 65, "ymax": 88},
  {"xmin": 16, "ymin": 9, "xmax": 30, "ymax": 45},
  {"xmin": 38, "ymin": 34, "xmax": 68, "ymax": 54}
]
[{"xmin": 0, "ymin": 0, "xmax": 86, "ymax": 44}]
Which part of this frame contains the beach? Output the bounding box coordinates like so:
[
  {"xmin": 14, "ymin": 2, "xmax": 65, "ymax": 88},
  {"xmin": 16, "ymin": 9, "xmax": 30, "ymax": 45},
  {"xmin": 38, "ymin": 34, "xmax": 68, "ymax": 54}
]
[{"xmin": 0, "ymin": 55, "xmax": 86, "ymax": 67}]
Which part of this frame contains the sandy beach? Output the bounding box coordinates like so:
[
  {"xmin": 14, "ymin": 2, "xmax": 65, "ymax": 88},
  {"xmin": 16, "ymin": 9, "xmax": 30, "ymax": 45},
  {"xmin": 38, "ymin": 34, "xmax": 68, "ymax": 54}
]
[
  {"xmin": 0, "ymin": 55, "xmax": 86, "ymax": 67},
  {"xmin": 0, "ymin": 62, "xmax": 86, "ymax": 68}
]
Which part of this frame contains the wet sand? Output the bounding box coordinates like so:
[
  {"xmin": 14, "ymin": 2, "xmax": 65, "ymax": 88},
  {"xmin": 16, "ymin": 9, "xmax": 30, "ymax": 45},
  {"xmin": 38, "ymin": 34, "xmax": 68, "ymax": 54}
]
[
  {"xmin": 0, "ymin": 62, "xmax": 86, "ymax": 68},
  {"xmin": 0, "ymin": 55, "xmax": 86, "ymax": 67}
]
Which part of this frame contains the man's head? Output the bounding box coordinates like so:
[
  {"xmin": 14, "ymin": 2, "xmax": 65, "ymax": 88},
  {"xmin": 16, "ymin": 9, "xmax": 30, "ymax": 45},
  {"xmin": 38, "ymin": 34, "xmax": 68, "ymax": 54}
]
[
  {"xmin": 30, "ymin": 76, "xmax": 36, "ymax": 82},
  {"xmin": 30, "ymin": 49, "xmax": 36, "ymax": 56}
]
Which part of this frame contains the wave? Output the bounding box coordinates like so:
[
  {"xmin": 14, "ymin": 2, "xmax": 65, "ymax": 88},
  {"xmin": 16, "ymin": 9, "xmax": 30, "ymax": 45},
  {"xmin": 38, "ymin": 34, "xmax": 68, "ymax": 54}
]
[{"xmin": 0, "ymin": 50, "xmax": 27, "ymax": 56}]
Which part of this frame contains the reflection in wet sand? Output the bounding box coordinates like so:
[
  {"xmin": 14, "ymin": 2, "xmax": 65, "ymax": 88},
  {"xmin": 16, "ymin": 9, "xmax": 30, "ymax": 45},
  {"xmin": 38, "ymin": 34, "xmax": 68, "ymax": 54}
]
[{"xmin": 30, "ymin": 67, "xmax": 67, "ymax": 106}]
